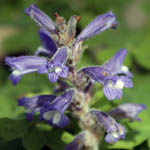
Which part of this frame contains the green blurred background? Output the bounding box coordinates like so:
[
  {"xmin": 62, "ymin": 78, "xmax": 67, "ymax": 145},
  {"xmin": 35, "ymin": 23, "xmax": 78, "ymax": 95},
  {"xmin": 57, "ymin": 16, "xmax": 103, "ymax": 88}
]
[{"xmin": 0, "ymin": 0, "xmax": 150, "ymax": 150}]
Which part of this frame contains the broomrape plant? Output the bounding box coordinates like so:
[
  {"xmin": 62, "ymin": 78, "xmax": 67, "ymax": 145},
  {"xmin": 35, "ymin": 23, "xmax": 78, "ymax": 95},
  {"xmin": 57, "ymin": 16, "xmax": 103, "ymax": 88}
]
[{"xmin": 5, "ymin": 4, "xmax": 146, "ymax": 150}]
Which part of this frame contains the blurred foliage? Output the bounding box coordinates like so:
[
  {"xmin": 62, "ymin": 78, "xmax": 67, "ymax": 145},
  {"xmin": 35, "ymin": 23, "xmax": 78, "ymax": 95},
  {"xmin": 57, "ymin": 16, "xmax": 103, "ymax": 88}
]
[{"xmin": 0, "ymin": 0, "xmax": 150, "ymax": 150}]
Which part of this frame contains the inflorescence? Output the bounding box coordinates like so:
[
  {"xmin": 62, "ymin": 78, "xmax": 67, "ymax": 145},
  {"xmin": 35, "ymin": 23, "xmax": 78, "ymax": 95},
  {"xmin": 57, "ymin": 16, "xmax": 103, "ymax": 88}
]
[{"xmin": 5, "ymin": 4, "xmax": 146, "ymax": 150}]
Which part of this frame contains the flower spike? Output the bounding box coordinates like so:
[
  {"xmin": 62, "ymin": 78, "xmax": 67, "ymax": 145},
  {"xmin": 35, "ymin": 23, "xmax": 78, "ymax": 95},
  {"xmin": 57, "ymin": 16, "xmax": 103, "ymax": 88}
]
[{"xmin": 5, "ymin": 7, "xmax": 146, "ymax": 149}]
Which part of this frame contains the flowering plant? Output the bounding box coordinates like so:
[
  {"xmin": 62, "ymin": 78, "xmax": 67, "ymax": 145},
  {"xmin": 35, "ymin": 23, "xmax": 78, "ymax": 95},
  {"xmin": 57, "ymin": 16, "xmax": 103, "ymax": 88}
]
[{"xmin": 5, "ymin": 4, "xmax": 146, "ymax": 150}]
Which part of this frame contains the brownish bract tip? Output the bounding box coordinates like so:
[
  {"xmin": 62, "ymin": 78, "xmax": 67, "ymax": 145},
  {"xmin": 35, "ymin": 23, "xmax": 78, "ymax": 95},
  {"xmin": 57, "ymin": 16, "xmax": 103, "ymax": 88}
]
[
  {"xmin": 55, "ymin": 12, "xmax": 60, "ymax": 18},
  {"xmin": 76, "ymin": 16, "xmax": 81, "ymax": 22}
]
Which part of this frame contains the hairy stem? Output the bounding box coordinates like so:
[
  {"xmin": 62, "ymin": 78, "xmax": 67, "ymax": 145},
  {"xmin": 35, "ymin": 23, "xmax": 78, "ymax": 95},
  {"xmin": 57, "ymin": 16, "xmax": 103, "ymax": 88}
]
[{"xmin": 68, "ymin": 67, "xmax": 104, "ymax": 150}]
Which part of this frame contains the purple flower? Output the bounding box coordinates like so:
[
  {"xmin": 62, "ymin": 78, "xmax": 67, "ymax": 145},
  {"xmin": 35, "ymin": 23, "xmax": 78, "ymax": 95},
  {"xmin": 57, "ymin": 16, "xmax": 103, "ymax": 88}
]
[
  {"xmin": 25, "ymin": 4, "xmax": 56, "ymax": 33},
  {"xmin": 82, "ymin": 49, "xmax": 133, "ymax": 100},
  {"xmin": 103, "ymin": 48, "xmax": 133, "ymax": 78},
  {"xmin": 109, "ymin": 103, "xmax": 146, "ymax": 122},
  {"xmin": 90, "ymin": 109, "xmax": 126, "ymax": 144},
  {"xmin": 76, "ymin": 11, "xmax": 118, "ymax": 42},
  {"xmin": 38, "ymin": 47, "xmax": 69, "ymax": 83},
  {"xmin": 40, "ymin": 89, "xmax": 74, "ymax": 128},
  {"xmin": 5, "ymin": 47, "xmax": 69, "ymax": 85},
  {"xmin": 82, "ymin": 67, "xmax": 112, "ymax": 85},
  {"xmin": 5, "ymin": 56, "xmax": 47, "ymax": 85},
  {"xmin": 103, "ymin": 76, "xmax": 133, "ymax": 100},
  {"xmin": 65, "ymin": 132, "xmax": 85, "ymax": 150},
  {"xmin": 18, "ymin": 95, "xmax": 56, "ymax": 121},
  {"xmin": 35, "ymin": 29, "xmax": 57, "ymax": 57},
  {"xmin": 82, "ymin": 67, "xmax": 133, "ymax": 100}
]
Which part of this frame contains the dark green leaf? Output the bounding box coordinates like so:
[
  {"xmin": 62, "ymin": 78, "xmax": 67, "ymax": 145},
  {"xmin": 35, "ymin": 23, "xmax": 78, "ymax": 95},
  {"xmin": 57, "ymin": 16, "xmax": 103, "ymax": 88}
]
[{"xmin": 0, "ymin": 118, "xmax": 29, "ymax": 141}]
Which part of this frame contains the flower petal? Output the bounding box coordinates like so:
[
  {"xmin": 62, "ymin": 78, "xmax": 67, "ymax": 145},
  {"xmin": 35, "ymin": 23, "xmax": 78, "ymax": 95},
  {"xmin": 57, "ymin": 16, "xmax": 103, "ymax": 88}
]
[
  {"xmin": 25, "ymin": 4, "xmax": 56, "ymax": 33},
  {"xmin": 40, "ymin": 89, "xmax": 74, "ymax": 127},
  {"xmin": 103, "ymin": 49, "xmax": 128, "ymax": 75},
  {"xmin": 82, "ymin": 66, "xmax": 112, "ymax": 84},
  {"xmin": 56, "ymin": 114, "xmax": 69, "ymax": 128},
  {"xmin": 9, "ymin": 73, "xmax": 22, "ymax": 86},
  {"xmin": 105, "ymin": 133, "xmax": 119, "ymax": 144},
  {"xmin": 5, "ymin": 56, "xmax": 47, "ymax": 85},
  {"xmin": 119, "ymin": 76, "xmax": 133, "ymax": 88},
  {"xmin": 103, "ymin": 83, "xmax": 122, "ymax": 100},
  {"xmin": 18, "ymin": 95, "xmax": 56, "ymax": 120},
  {"xmin": 48, "ymin": 72, "xmax": 59, "ymax": 83},
  {"xmin": 65, "ymin": 132, "xmax": 85, "ymax": 150},
  {"xmin": 35, "ymin": 47, "xmax": 53, "ymax": 57},
  {"xmin": 76, "ymin": 11, "xmax": 118, "ymax": 42},
  {"xmin": 5, "ymin": 56, "xmax": 47, "ymax": 72},
  {"xmin": 109, "ymin": 103, "xmax": 146, "ymax": 122},
  {"xmin": 38, "ymin": 29, "xmax": 57, "ymax": 55},
  {"xmin": 51, "ymin": 89, "xmax": 75, "ymax": 112},
  {"xmin": 26, "ymin": 113, "xmax": 34, "ymax": 121},
  {"xmin": 56, "ymin": 66, "xmax": 69, "ymax": 78},
  {"xmin": 38, "ymin": 64, "xmax": 48, "ymax": 74},
  {"xmin": 90, "ymin": 110, "xmax": 126, "ymax": 144},
  {"xmin": 52, "ymin": 47, "xmax": 68, "ymax": 65},
  {"xmin": 42, "ymin": 110, "xmax": 69, "ymax": 128}
]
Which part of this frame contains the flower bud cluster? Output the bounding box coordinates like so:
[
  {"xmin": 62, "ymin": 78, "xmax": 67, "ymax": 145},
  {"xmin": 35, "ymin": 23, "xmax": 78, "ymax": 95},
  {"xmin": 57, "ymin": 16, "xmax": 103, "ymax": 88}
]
[{"xmin": 5, "ymin": 4, "xmax": 146, "ymax": 150}]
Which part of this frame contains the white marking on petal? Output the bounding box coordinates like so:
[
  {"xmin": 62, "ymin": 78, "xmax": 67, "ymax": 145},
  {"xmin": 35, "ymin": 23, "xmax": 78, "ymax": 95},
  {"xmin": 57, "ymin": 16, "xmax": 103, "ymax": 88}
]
[
  {"xmin": 64, "ymin": 99, "xmax": 68, "ymax": 102},
  {"xmin": 43, "ymin": 110, "xmax": 57, "ymax": 120},
  {"xmin": 43, "ymin": 111, "xmax": 61, "ymax": 125},
  {"xmin": 112, "ymin": 132, "xmax": 119, "ymax": 138},
  {"xmin": 55, "ymin": 67, "xmax": 62, "ymax": 73},
  {"xmin": 53, "ymin": 112, "xmax": 61, "ymax": 124},
  {"xmin": 115, "ymin": 80, "xmax": 124, "ymax": 89},
  {"xmin": 108, "ymin": 81, "xmax": 113, "ymax": 88},
  {"xmin": 12, "ymin": 70, "xmax": 21, "ymax": 76},
  {"xmin": 121, "ymin": 65, "xmax": 129, "ymax": 73}
]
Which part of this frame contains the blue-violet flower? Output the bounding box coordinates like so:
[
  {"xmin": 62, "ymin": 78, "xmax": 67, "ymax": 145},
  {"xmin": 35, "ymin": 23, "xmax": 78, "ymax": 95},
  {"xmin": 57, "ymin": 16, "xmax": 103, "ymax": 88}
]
[
  {"xmin": 76, "ymin": 11, "xmax": 118, "ymax": 42},
  {"xmin": 25, "ymin": 4, "xmax": 56, "ymax": 33},
  {"xmin": 82, "ymin": 49, "xmax": 133, "ymax": 100},
  {"xmin": 90, "ymin": 109, "xmax": 126, "ymax": 144},
  {"xmin": 35, "ymin": 29, "xmax": 57, "ymax": 57},
  {"xmin": 18, "ymin": 95, "xmax": 56, "ymax": 121},
  {"xmin": 40, "ymin": 89, "xmax": 74, "ymax": 128},
  {"xmin": 65, "ymin": 132, "xmax": 85, "ymax": 150},
  {"xmin": 109, "ymin": 103, "xmax": 146, "ymax": 122},
  {"xmin": 5, "ymin": 47, "xmax": 69, "ymax": 85}
]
